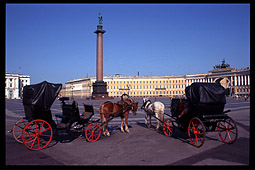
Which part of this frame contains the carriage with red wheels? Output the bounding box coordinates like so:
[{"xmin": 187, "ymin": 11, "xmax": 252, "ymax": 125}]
[
  {"xmin": 11, "ymin": 81, "xmax": 101, "ymax": 150},
  {"xmin": 162, "ymin": 83, "xmax": 238, "ymax": 148}
]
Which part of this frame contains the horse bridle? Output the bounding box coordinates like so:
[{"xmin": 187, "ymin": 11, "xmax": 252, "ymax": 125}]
[{"xmin": 120, "ymin": 93, "xmax": 138, "ymax": 110}]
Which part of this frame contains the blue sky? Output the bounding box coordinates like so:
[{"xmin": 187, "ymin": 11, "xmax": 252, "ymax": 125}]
[{"xmin": 6, "ymin": 3, "xmax": 250, "ymax": 85}]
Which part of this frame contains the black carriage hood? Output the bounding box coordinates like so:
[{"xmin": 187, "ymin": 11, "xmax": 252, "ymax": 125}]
[
  {"xmin": 185, "ymin": 83, "xmax": 226, "ymax": 104},
  {"xmin": 22, "ymin": 81, "xmax": 62, "ymax": 109}
]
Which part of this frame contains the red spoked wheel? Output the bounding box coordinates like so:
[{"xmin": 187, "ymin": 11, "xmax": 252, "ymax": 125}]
[
  {"xmin": 218, "ymin": 117, "xmax": 238, "ymax": 144},
  {"xmin": 188, "ymin": 117, "xmax": 205, "ymax": 148},
  {"xmin": 85, "ymin": 123, "xmax": 101, "ymax": 142},
  {"xmin": 163, "ymin": 119, "xmax": 175, "ymax": 136},
  {"xmin": 13, "ymin": 118, "xmax": 29, "ymax": 143},
  {"xmin": 22, "ymin": 119, "xmax": 53, "ymax": 150}
]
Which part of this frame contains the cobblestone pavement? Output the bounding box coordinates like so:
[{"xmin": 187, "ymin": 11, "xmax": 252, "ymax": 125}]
[{"xmin": 5, "ymin": 97, "xmax": 250, "ymax": 165}]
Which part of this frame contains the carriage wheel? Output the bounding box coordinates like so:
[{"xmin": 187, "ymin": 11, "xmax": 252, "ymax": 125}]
[
  {"xmin": 22, "ymin": 119, "xmax": 53, "ymax": 150},
  {"xmin": 163, "ymin": 119, "xmax": 175, "ymax": 136},
  {"xmin": 188, "ymin": 117, "xmax": 205, "ymax": 148},
  {"xmin": 85, "ymin": 123, "xmax": 101, "ymax": 142},
  {"xmin": 218, "ymin": 117, "xmax": 238, "ymax": 144},
  {"xmin": 13, "ymin": 118, "xmax": 29, "ymax": 143}
]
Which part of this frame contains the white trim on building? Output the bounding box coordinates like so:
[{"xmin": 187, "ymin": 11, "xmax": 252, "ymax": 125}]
[{"xmin": 5, "ymin": 73, "xmax": 30, "ymax": 99}]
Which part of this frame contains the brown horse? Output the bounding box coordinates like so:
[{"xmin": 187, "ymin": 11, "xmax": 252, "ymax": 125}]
[{"xmin": 100, "ymin": 98, "xmax": 138, "ymax": 136}]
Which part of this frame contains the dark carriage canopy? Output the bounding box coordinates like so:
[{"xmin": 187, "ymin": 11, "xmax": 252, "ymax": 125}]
[
  {"xmin": 23, "ymin": 81, "xmax": 62, "ymax": 109},
  {"xmin": 185, "ymin": 83, "xmax": 226, "ymax": 104}
]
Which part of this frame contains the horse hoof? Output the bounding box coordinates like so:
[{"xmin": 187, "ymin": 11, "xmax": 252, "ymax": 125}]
[
  {"xmin": 106, "ymin": 133, "xmax": 110, "ymax": 136},
  {"xmin": 121, "ymin": 129, "xmax": 124, "ymax": 133},
  {"xmin": 126, "ymin": 130, "xmax": 130, "ymax": 133}
]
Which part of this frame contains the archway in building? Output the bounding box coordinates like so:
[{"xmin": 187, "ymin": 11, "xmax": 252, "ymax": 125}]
[{"xmin": 9, "ymin": 90, "xmax": 13, "ymax": 99}]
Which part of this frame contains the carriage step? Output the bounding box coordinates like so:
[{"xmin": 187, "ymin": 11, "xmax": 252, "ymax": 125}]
[{"xmin": 203, "ymin": 114, "xmax": 228, "ymax": 119}]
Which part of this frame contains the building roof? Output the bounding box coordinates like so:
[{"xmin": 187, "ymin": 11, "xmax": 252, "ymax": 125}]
[{"xmin": 5, "ymin": 72, "xmax": 30, "ymax": 78}]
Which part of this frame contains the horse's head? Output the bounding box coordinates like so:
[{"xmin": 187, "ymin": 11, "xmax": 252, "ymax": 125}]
[
  {"xmin": 121, "ymin": 98, "xmax": 139, "ymax": 115},
  {"xmin": 142, "ymin": 97, "xmax": 149, "ymax": 103},
  {"xmin": 131, "ymin": 101, "xmax": 139, "ymax": 115}
]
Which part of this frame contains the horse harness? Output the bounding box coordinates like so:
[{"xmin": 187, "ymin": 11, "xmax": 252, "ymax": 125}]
[
  {"xmin": 141, "ymin": 100, "xmax": 154, "ymax": 115},
  {"xmin": 111, "ymin": 101, "xmax": 134, "ymax": 117}
]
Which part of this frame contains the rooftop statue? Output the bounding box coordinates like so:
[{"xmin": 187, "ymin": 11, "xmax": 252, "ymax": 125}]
[
  {"xmin": 98, "ymin": 13, "xmax": 103, "ymax": 25},
  {"xmin": 213, "ymin": 58, "xmax": 230, "ymax": 69}
]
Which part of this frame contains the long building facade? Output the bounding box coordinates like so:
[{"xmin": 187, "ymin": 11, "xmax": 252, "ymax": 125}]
[
  {"xmin": 65, "ymin": 60, "xmax": 250, "ymax": 98},
  {"xmin": 65, "ymin": 74, "xmax": 186, "ymax": 98}
]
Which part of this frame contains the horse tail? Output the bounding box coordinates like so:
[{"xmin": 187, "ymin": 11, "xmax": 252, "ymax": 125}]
[
  {"xmin": 99, "ymin": 104, "xmax": 105, "ymax": 123},
  {"xmin": 160, "ymin": 102, "xmax": 165, "ymax": 123}
]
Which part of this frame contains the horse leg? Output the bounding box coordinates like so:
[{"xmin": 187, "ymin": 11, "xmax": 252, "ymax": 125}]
[
  {"xmin": 149, "ymin": 115, "xmax": 151, "ymax": 128},
  {"xmin": 155, "ymin": 112, "xmax": 160, "ymax": 131},
  {"xmin": 125, "ymin": 115, "xmax": 129, "ymax": 133},
  {"xmin": 121, "ymin": 117, "xmax": 124, "ymax": 133},
  {"xmin": 145, "ymin": 112, "xmax": 149, "ymax": 128},
  {"xmin": 105, "ymin": 117, "xmax": 110, "ymax": 136},
  {"xmin": 160, "ymin": 110, "xmax": 164, "ymax": 128},
  {"xmin": 100, "ymin": 112, "xmax": 106, "ymax": 136}
]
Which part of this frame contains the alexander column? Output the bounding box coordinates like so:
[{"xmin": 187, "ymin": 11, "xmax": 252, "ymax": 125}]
[{"xmin": 92, "ymin": 13, "xmax": 109, "ymax": 99}]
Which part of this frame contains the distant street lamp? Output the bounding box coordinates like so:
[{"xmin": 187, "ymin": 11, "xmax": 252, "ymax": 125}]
[{"xmin": 70, "ymin": 84, "xmax": 74, "ymax": 100}]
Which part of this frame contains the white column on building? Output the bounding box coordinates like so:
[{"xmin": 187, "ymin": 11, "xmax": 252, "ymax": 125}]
[
  {"xmin": 234, "ymin": 76, "xmax": 237, "ymax": 86},
  {"xmin": 239, "ymin": 75, "xmax": 242, "ymax": 86},
  {"xmin": 244, "ymin": 75, "xmax": 247, "ymax": 86},
  {"xmin": 238, "ymin": 76, "xmax": 240, "ymax": 86},
  {"xmin": 230, "ymin": 76, "xmax": 233, "ymax": 86},
  {"xmin": 241, "ymin": 75, "xmax": 243, "ymax": 86},
  {"xmin": 248, "ymin": 75, "xmax": 250, "ymax": 85}
]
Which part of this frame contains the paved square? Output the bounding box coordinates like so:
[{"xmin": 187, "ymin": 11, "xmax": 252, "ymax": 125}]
[{"xmin": 6, "ymin": 97, "xmax": 249, "ymax": 165}]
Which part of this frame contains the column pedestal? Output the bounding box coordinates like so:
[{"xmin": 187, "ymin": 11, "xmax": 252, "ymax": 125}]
[{"xmin": 92, "ymin": 81, "xmax": 108, "ymax": 99}]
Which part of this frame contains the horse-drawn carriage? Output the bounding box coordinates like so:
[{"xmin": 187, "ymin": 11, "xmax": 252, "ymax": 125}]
[
  {"xmin": 11, "ymin": 81, "xmax": 101, "ymax": 150},
  {"xmin": 162, "ymin": 83, "xmax": 238, "ymax": 147},
  {"xmin": 11, "ymin": 81, "xmax": 139, "ymax": 150}
]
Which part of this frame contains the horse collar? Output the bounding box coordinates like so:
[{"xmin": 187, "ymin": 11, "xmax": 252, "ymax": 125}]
[{"xmin": 142, "ymin": 100, "xmax": 152, "ymax": 109}]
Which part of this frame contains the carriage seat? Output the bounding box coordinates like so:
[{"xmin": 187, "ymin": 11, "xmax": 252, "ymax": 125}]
[
  {"xmin": 55, "ymin": 100, "xmax": 80, "ymax": 125},
  {"xmin": 171, "ymin": 98, "xmax": 189, "ymax": 117},
  {"xmin": 55, "ymin": 105, "xmax": 73, "ymax": 120},
  {"xmin": 56, "ymin": 122, "xmax": 70, "ymax": 129},
  {"xmin": 80, "ymin": 103, "xmax": 94, "ymax": 120}
]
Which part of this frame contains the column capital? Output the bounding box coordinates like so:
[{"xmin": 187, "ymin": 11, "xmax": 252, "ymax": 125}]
[{"xmin": 94, "ymin": 25, "xmax": 106, "ymax": 34}]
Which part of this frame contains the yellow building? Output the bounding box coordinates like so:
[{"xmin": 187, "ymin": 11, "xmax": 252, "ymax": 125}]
[
  {"xmin": 104, "ymin": 75, "xmax": 186, "ymax": 97},
  {"xmin": 65, "ymin": 75, "xmax": 186, "ymax": 98}
]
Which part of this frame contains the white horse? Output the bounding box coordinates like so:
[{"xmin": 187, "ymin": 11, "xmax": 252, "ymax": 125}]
[{"xmin": 141, "ymin": 98, "xmax": 165, "ymax": 131}]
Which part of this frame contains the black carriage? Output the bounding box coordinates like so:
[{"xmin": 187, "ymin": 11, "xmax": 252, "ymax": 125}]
[
  {"xmin": 163, "ymin": 83, "xmax": 238, "ymax": 147},
  {"xmin": 11, "ymin": 81, "xmax": 99, "ymax": 150}
]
